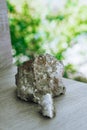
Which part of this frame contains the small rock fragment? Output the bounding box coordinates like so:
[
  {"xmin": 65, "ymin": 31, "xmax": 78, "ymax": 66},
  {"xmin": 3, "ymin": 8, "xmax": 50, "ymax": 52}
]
[{"xmin": 40, "ymin": 93, "xmax": 55, "ymax": 118}]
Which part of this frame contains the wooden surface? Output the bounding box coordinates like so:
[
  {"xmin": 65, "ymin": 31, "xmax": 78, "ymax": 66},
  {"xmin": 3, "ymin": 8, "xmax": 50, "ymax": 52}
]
[
  {"xmin": 0, "ymin": 66, "xmax": 87, "ymax": 130},
  {"xmin": 0, "ymin": 0, "xmax": 12, "ymax": 71}
]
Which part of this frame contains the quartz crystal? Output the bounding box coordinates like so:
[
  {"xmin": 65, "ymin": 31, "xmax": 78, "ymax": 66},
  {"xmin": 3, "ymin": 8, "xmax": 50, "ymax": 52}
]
[{"xmin": 15, "ymin": 53, "xmax": 66, "ymax": 118}]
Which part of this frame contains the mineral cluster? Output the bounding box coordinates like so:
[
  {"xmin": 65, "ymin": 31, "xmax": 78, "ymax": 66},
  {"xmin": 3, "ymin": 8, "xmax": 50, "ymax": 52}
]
[{"xmin": 15, "ymin": 53, "xmax": 66, "ymax": 118}]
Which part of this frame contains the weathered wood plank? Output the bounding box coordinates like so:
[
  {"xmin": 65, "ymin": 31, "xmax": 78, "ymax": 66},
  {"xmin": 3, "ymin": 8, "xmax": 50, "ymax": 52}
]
[
  {"xmin": 0, "ymin": 66, "xmax": 87, "ymax": 130},
  {"xmin": 0, "ymin": 0, "xmax": 12, "ymax": 71}
]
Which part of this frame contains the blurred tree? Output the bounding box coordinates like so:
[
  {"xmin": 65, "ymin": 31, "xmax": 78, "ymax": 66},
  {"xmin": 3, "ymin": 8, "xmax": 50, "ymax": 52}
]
[
  {"xmin": 7, "ymin": 0, "xmax": 46, "ymax": 64},
  {"xmin": 46, "ymin": 0, "xmax": 87, "ymax": 60},
  {"xmin": 7, "ymin": 0, "xmax": 87, "ymax": 82}
]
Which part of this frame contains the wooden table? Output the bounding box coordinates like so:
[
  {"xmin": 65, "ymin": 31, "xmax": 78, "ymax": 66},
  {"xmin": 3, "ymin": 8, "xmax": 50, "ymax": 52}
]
[{"xmin": 0, "ymin": 66, "xmax": 87, "ymax": 130}]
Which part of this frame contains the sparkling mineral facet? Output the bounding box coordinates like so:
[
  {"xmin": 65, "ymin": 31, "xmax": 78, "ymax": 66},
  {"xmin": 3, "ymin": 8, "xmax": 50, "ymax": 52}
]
[{"xmin": 15, "ymin": 53, "xmax": 66, "ymax": 118}]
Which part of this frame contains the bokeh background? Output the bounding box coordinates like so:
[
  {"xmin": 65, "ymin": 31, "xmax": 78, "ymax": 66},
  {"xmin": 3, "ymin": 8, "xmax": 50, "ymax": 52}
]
[{"xmin": 7, "ymin": 0, "xmax": 87, "ymax": 82}]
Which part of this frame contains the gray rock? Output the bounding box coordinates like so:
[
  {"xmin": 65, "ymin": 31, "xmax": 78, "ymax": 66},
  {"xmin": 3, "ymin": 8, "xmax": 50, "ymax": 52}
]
[{"xmin": 15, "ymin": 53, "xmax": 66, "ymax": 118}]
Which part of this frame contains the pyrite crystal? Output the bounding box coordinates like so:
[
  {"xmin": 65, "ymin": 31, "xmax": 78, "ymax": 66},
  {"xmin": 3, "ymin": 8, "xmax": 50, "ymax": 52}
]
[{"xmin": 15, "ymin": 54, "xmax": 66, "ymax": 118}]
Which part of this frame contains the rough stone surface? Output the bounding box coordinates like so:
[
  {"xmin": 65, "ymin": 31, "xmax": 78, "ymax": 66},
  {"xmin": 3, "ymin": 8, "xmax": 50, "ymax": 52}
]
[{"xmin": 15, "ymin": 53, "xmax": 66, "ymax": 118}]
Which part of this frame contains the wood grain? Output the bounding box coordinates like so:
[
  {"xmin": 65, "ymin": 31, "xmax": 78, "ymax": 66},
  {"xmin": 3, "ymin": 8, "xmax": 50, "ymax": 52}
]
[
  {"xmin": 0, "ymin": 66, "xmax": 87, "ymax": 130},
  {"xmin": 0, "ymin": 0, "xmax": 12, "ymax": 72}
]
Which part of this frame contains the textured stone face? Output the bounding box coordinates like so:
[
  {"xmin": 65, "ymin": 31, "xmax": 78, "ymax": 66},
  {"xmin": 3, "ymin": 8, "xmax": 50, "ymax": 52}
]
[{"xmin": 15, "ymin": 54, "xmax": 66, "ymax": 118}]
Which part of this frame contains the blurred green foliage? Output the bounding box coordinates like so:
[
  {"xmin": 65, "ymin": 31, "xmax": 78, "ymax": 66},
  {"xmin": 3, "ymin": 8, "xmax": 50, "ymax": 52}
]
[
  {"xmin": 7, "ymin": 0, "xmax": 87, "ymax": 81},
  {"xmin": 47, "ymin": 0, "xmax": 87, "ymax": 59},
  {"xmin": 7, "ymin": 0, "xmax": 47, "ymax": 64}
]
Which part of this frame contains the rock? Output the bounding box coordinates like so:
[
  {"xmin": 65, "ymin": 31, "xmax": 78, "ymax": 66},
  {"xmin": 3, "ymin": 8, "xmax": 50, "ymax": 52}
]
[
  {"xmin": 40, "ymin": 93, "xmax": 55, "ymax": 118},
  {"xmin": 15, "ymin": 53, "xmax": 66, "ymax": 118}
]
